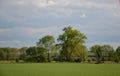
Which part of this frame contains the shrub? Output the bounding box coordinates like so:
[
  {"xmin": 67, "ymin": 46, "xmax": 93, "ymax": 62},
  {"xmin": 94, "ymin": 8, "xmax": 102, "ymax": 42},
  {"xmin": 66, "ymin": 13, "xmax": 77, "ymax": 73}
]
[
  {"xmin": 87, "ymin": 59, "xmax": 91, "ymax": 63},
  {"xmin": 15, "ymin": 58, "xmax": 19, "ymax": 63},
  {"xmin": 115, "ymin": 56, "xmax": 119, "ymax": 63}
]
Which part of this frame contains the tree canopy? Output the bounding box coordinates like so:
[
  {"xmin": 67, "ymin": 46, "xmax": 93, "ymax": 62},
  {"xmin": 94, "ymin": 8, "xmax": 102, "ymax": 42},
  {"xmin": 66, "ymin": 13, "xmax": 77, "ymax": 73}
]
[
  {"xmin": 37, "ymin": 35, "xmax": 55, "ymax": 62},
  {"xmin": 57, "ymin": 26, "xmax": 87, "ymax": 61}
]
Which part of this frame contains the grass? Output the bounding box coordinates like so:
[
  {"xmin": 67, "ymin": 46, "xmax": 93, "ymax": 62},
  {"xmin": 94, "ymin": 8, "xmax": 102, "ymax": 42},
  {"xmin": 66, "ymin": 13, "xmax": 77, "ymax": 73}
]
[{"xmin": 0, "ymin": 63, "xmax": 120, "ymax": 76}]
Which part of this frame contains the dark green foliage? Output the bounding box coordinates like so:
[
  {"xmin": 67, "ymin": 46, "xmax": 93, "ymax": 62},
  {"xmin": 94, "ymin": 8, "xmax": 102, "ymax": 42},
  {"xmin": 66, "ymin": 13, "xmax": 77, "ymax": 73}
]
[
  {"xmin": 87, "ymin": 59, "xmax": 91, "ymax": 63},
  {"xmin": 114, "ymin": 54, "xmax": 119, "ymax": 63},
  {"xmin": 91, "ymin": 45, "xmax": 102, "ymax": 63},
  {"xmin": 0, "ymin": 50, "xmax": 6, "ymax": 60},
  {"xmin": 26, "ymin": 47, "xmax": 37, "ymax": 56},
  {"xmin": 116, "ymin": 46, "xmax": 120, "ymax": 61},
  {"xmin": 15, "ymin": 58, "xmax": 19, "ymax": 62},
  {"xmin": 25, "ymin": 47, "xmax": 47, "ymax": 62}
]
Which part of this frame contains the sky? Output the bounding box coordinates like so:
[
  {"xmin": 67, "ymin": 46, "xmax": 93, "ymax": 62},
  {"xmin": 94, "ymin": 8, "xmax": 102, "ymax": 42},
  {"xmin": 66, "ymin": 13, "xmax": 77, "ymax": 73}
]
[{"xmin": 0, "ymin": 0, "xmax": 120, "ymax": 49}]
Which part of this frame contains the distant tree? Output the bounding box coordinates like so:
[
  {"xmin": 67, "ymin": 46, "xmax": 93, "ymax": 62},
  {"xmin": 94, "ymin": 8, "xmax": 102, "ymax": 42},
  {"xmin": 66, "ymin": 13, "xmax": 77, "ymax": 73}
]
[
  {"xmin": 101, "ymin": 45, "xmax": 115, "ymax": 61},
  {"xmin": 26, "ymin": 47, "xmax": 37, "ymax": 56},
  {"xmin": 19, "ymin": 47, "xmax": 28, "ymax": 60},
  {"xmin": 36, "ymin": 47, "xmax": 47, "ymax": 62},
  {"xmin": 114, "ymin": 54, "xmax": 119, "ymax": 63},
  {"xmin": 56, "ymin": 44, "xmax": 62, "ymax": 61},
  {"xmin": 9, "ymin": 48, "xmax": 19, "ymax": 60},
  {"xmin": 37, "ymin": 35, "xmax": 55, "ymax": 62},
  {"xmin": 4, "ymin": 47, "xmax": 11, "ymax": 60},
  {"xmin": 91, "ymin": 45, "xmax": 102, "ymax": 63},
  {"xmin": 71, "ymin": 44, "xmax": 88, "ymax": 62},
  {"xmin": 57, "ymin": 26, "xmax": 87, "ymax": 61},
  {"xmin": 26, "ymin": 47, "xmax": 47, "ymax": 62},
  {"xmin": 0, "ymin": 50, "xmax": 6, "ymax": 60},
  {"xmin": 0, "ymin": 47, "xmax": 19, "ymax": 60},
  {"xmin": 26, "ymin": 47, "xmax": 37, "ymax": 62},
  {"xmin": 51, "ymin": 45, "xmax": 59, "ymax": 61},
  {"xmin": 116, "ymin": 46, "xmax": 120, "ymax": 62}
]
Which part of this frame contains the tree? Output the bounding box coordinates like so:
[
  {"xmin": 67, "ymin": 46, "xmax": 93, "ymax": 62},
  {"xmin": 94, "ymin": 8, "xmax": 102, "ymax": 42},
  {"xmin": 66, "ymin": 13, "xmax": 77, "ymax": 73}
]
[
  {"xmin": 19, "ymin": 47, "xmax": 28, "ymax": 60},
  {"xmin": 116, "ymin": 46, "xmax": 120, "ymax": 62},
  {"xmin": 0, "ymin": 50, "xmax": 6, "ymax": 60},
  {"xmin": 101, "ymin": 45, "xmax": 114, "ymax": 61},
  {"xmin": 0, "ymin": 47, "xmax": 19, "ymax": 60},
  {"xmin": 26, "ymin": 47, "xmax": 47, "ymax": 62},
  {"xmin": 3, "ymin": 47, "xmax": 11, "ymax": 60},
  {"xmin": 90, "ymin": 45, "xmax": 102, "ymax": 63},
  {"xmin": 71, "ymin": 44, "xmax": 88, "ymax": 62},
  {"xmin": 26, "ymin": 47, "xmax": 37, "ymax": 56},
  {"xmin": 37, "ymin": 35, "xmax": 55, "ymax": 62},
  {"xmin": 36, "ymin": 47, "xmax": 47, "ymax": 62},
  {"xmin": 0, "ymin": 47, "xmax": 10, "ymax": 60},
  {"xmin": 57, "ymin": 26, "xmax": 87, "ymax": 61},
  {"xmin": 51, "ymin": 45, "xmax": 59, "ymax": 61},
  {"xmin": 26, "ymin": 47, "xmax": 38, "ymax": 62},
  {"xmin": 9, "ymin": 48, "xmax": 19, "ymax": 60}
]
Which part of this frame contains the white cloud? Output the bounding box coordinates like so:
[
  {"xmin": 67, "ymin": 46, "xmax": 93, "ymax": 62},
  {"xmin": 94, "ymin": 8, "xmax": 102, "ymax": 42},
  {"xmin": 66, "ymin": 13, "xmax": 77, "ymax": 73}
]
[
  {"xmin": 75, "ymin": 1, "xmax": 116, "ymax": 10},
  {"xmin": 0, "ymin": 40, "xmax": 22, "ymax": 44},
  {"xmin": 80, "ymin": 14, "xmax": 86, "ymax": 18},
  {"xmin": 57, "ymin": 0, "xmax": 117, "ymax": 10},
  {"xmin": 17, "ymin": 26, "xmax": 61, "ymax": 36},
  {"xmin": 25, "ymin": 0, "xmax": 56, "ymax": 8},
  {"xmin": 16, "ymin": 0, "xmax": 25, "ymax": 5},
  {"xmin": 113, "ymin": 12, "xmax": 120, "ymax": 17},
  {"xmin": 0, "ymin": 28, "xmax": 11, "ymax": 33},
  {"xmin": 12, "ymin": 0, "xmax": 118, "ymax": 10},
  {"xmin": 0, "ymin": 26, "xmax": 61, "ymax": 37}
]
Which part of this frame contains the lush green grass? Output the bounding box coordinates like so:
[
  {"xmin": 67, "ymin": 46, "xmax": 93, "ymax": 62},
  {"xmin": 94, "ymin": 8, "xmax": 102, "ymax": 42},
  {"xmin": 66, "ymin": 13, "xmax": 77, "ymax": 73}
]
[{"xmin": 0, "ymin": 63, "xmax": 120, "ymax": 76}]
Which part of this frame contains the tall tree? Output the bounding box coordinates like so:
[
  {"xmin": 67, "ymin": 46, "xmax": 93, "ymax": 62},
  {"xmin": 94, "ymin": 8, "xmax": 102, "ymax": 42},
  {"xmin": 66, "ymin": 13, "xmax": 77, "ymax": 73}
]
[
  {"xmin": 51, "ymin": 45, "xmax": 59, "ymax": 61},
  {"xmin": 90, "ymin": 45, "xmax": 102, "ymax": 63},
  {"xmin": 37, "ymin": 35, "xmax": 55, "ymax": 62},
  {"xmin": 101, "ymin": 45, "xmax": 114, "ymax": 61},
  {"xmin": 57, "ymin": 26, "xmax": 87, "ymax": 61},
  {"xmin": 9, "ymin": 48, "xmax": 19, "ymax": 60},
  {"xmin": 0, "ymin": 50, "xmax": 6, "ymax": 60},
  {"xmin": 0, "ymin": 47, "xmax": 19, "ymax": 60},
  {"xmin": 19, "ymin": 47, "xmax": 28, "ymax": 60},
  {"xmin": 116, "ymin": 46, "xmax": 120, "ymax": 61}
]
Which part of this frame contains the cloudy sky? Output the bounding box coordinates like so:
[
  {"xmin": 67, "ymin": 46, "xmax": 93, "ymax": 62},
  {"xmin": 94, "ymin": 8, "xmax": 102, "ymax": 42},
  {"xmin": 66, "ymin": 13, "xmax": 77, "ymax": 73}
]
[{"xmin": 0, "ymin": 0, "xmax": 120, "ymax": 49}]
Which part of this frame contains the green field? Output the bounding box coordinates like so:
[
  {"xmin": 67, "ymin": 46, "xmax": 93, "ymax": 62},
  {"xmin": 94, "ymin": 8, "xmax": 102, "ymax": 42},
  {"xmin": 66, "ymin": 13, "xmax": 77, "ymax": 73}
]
[{"xmin": 0, "ymin": 63, "xmax": 120, "ymax": 76}]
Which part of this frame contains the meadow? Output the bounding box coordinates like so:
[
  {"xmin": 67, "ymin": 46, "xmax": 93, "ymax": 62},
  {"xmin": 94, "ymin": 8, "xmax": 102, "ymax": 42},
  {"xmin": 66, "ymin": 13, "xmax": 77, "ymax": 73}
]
[{"xmin": 0, "ymin": 63, "xmax": 120, "ymax": 76}]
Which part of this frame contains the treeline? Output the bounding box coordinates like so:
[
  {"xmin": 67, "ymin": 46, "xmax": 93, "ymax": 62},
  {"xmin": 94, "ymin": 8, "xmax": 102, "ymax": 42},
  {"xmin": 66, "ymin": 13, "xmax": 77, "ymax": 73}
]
[
  {"xmin": 0, "ymin": 26, "xmax": 120, "ymax": 63},
  {"xmin": 90, "ymin": 45, "xmax": 120, "ymax": 63}
]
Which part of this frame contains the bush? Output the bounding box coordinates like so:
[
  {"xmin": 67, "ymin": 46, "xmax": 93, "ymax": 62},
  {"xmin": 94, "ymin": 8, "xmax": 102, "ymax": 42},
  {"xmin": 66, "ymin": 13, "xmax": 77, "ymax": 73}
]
[
  {"xmin": 87, "ymin": 59, "xmax": 91, "ymax": 63},
  {"xmin": 92, "ymin": 58, "xmax": 96, "ymax": 61},
  {"xmin": 74, "ymin": 58, "xmax": 82, "ymax": 63},
  {"xmin": 15, "ymin": 58, "xmax": 19, "ymax": 63},
  {"xmin": 25, "ymin": 55, "xmax": 47, "ymax": 63},
  {"xmin": 115, "ymin": 56, "xmax": 119, "ymax": 63}
]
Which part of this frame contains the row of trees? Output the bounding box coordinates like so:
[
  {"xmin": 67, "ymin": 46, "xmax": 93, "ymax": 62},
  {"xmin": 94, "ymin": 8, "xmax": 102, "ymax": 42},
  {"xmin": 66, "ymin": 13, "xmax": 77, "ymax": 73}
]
[
  {"xmin": 0, "ymin": 47, "xmax": 18, "ymax": 60},
  {"xmin": 0, "ymin": 26, "xmax": 120, "ymax": 63},
  {"xmin": 91, "ymin": 45, "xmax": 120, "ymax": 63}
]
